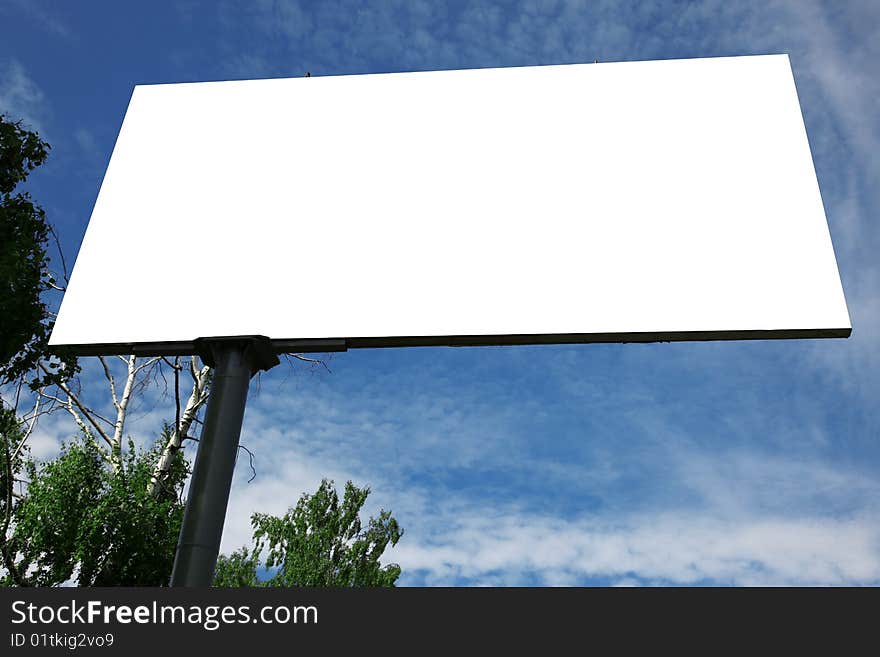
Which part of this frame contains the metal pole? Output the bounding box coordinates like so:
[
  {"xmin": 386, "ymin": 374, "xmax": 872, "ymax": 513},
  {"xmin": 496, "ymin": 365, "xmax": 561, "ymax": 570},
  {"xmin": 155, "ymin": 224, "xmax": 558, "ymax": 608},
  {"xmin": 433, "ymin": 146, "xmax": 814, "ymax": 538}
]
[{"xmin": 169, "ymin": 337, "xmax": 277, "ymax": 586}]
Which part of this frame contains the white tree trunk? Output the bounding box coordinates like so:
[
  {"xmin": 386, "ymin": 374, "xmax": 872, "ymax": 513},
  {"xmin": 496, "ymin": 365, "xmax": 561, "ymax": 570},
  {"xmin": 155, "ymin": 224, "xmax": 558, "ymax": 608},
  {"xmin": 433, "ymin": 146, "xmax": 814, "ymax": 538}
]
[{"xmin": 147, "ymin": 359, "xmax": 211, "ymax": 497}]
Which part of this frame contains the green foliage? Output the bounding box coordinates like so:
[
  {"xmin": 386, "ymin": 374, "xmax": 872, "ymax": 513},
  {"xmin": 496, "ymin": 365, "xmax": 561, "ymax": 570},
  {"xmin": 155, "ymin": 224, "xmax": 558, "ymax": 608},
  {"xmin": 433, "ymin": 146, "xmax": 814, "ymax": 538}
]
[
  {"xmin": 214, "ymin": 479, "xmax": 403, "ymax": 587},
  {"xmin": 0, "ymin": 424, "xmax": 188, "ymax": 586},
  {"xmin": 213, "ymin": 546, "xmax": 260, "ymax": 587},
  {"xmin": 0, "ymin": 114, "xmax": 78, "ymax": 390}
]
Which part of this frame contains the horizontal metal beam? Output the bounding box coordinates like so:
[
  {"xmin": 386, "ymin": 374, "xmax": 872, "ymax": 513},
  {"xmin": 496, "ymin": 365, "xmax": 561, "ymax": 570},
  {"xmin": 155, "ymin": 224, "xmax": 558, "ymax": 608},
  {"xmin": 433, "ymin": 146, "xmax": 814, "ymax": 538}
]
[{"xmin": 48, "ymin": 327, "xmax": 850, "ymax": 358}]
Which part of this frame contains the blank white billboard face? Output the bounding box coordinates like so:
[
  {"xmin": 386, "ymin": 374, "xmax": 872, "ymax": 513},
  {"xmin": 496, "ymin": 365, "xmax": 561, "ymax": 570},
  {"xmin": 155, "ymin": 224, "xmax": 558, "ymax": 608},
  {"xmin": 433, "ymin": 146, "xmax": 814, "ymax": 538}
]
[{"xmin": 50, "ymin": 54, "xmax": 851, "ymax": 355}]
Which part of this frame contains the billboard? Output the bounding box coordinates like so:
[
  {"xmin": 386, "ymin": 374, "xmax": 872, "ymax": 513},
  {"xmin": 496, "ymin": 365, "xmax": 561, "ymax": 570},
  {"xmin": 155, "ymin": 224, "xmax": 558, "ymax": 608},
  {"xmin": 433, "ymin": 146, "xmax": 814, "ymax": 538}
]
[{"xmin": 49, "ymin": 54, "xmax": 851, "ymax": 355}]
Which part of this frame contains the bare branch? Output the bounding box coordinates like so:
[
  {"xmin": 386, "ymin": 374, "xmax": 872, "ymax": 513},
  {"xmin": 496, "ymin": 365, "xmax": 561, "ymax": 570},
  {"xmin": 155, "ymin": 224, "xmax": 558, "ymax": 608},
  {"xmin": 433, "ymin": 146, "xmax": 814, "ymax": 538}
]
[
  {"xmin": 128, "ymin": 369, "xmax": 154, "ymax": 414},
  {"xmin": 55, "ymin": 397, "xmax": 112, "ymax": 465},
  {"xmin": 21, "ymin": 394, "xmax": 40, "ymax": 442},
  {"xmin": 36, "ymin": 394, "xmax": 115, "ymax": 428},
  {"xmin": 285, "ymin": 353, "xmax": 332, "ymax": 372},
  {"xmin": 47, "ymin": 222, "xmax": 70, "ymax": 285},
  {"xmin": 156, "ymin": 360, "xmax": 170, "ymax": 400},
  {"xmin": 160, "ymin": 356, "xmax": 181, "ymax": 370},
  {"xmin": 12, "ymin": 376, "xmax": 24, "ymax": 415},
  {"xmin": 121, "ymin": 358, "xmax": 163, "ymax": 421},
  {"xmin": 14, "ymin": 393, "xmax": 40, "ymax": 429},
  {"xmin": 99, "ymin": 356, "xmax": 120, "ymax": 412},
  {"xmin": 16, "ymin": 403, "xmax": 58, "ymax": 426},
  {"xmin": 133, "ymin": 357, "xmax": 161, "ymax": 376},
  {"xmin": 69, "ymin": 375, "xmax": 83, "ymax": 398},
  {"xmin": 238, "ymin": 443, "xmax": 257, "ymax": 483},
  {"xmin": 38, "ymin": 362, "xmax": 113, "ymax": 449},
  {"xmin": 9, "ymin": 393, "xmax": 41, "ymax": 463}
]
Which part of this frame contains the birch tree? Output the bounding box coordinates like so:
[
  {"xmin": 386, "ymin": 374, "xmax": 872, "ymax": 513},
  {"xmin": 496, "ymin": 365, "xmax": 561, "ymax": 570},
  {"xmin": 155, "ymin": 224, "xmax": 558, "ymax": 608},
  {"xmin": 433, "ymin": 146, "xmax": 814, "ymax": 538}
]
[{"xmin": 214, "ymin": 479, "xmax": 403, "ymax": 587}]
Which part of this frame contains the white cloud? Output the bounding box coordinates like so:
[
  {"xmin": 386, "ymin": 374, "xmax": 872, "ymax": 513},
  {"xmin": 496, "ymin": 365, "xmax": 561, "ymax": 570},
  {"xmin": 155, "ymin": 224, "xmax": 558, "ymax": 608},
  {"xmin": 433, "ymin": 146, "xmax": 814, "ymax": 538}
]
[
  {"xmin": 0, "ymin": 60, "xmax": 46, "ymax": 132},
  {"xmin": 72, "ymin": 128, "xmax": 104, "ymax": 170},
  {"xmin": 781, "ymin": 0, "xmax": 880, "ymax": 183},
  {"xmin": 24, "ymin": 411, "xmax": 78, "ymax": 461},
  {"xmin": 376, "ymin": 444, "xmax": 880, "ymax": 585},
  {"xmin": 390, "ymin": 510, "xmax": 880, "ymax": 586}
]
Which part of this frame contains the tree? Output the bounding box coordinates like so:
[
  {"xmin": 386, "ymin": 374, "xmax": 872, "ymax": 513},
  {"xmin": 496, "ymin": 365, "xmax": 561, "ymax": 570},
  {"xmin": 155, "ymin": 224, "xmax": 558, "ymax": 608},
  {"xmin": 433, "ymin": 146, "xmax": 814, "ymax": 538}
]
[
  {"xmin": 214, "ymin": 479, "xmax": 404, "ymax": 587},
  {"xmin": 0, "ymin": 424, "xmax": 188, "ymax": 586},
  {"xmin": 0, "ymin": 114, "xmax": 78, "ymax": 391},
  {"xmin": 1, "ymin": 350, "xmax": 208, "ymax": 586}
]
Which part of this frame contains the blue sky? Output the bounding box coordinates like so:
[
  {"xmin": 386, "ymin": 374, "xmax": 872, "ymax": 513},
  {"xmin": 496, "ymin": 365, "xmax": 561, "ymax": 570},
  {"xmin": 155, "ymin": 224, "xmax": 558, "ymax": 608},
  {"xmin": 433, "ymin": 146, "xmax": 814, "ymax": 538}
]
[{"xmin": 2, "ymin": 0, "xmax": 879, "ymax": 585}]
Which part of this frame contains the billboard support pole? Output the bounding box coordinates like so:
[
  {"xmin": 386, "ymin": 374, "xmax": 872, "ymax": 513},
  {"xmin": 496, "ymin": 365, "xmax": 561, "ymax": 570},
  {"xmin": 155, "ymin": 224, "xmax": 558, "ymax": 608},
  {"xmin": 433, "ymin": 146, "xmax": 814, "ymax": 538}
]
[{"xmin": 169, "ymin": 336, "xmax": 279, "ymax": 587}]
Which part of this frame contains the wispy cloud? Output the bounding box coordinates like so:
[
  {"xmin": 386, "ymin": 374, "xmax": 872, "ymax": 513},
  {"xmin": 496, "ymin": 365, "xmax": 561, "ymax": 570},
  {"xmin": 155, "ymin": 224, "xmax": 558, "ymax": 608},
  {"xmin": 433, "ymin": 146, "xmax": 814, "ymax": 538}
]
[
  {"xmin": 72, "ymin": 128, "xmax": 103, "ymax": 168},
  {"xmin": 22, "ymin": 411, "xmax": 81, "ymax": 461},
  {"xmin": 2, "ymin": 0, "xmax": 74, "ymax": 41},
  {"xmin": 392, "ymin": 509, "xmax": 880, "ymax": 586},
  {"xmin": 781, "ymin": 0, "xmax": 880, "ymax": 182},
  {"xmin": 382, "ymin": 447, "xmax": 880, "ymax": 586},
  {"xmin": 221, "ymin": 406, "xmax": 880, "ymax": 585},
  {"xmin": 0, "ymin": 60, "xmax": 47, "ymax": 132}
]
